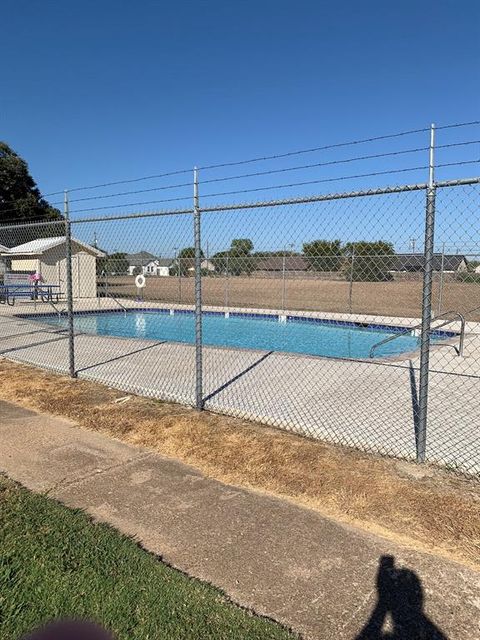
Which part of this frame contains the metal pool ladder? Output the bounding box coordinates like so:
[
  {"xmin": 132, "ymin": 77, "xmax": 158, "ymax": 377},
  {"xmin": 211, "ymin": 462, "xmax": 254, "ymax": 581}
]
[
  {"xmin": 105, "ymin": 294, "xmax": 128, "ymax": 317},
  {"xmin": 369, "ymin": 310, "xmax": 466, "ymax": 359},
  {"xmin": 44, "ymin": 299, "xmax": 67, "ymax": 319}
]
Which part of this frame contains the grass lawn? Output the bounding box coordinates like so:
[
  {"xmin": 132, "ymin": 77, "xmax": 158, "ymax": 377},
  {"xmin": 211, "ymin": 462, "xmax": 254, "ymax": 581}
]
[{"xmin": 0, "ymin": 476, "xmax": 294, "ymax": 640}]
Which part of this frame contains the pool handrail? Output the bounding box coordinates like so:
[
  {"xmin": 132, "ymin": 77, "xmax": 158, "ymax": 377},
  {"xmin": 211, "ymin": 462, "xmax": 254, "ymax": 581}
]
[
  {"xmin": 105, "ymin": 293, "xmax": 128, "ymax": 317},
  {"xmin": 44, "ymin": 298, "xmax": 67, "ymax": 319},
  {"xmin": 369, "ymin": 310, "xmax": 466, "ymax": 359}
]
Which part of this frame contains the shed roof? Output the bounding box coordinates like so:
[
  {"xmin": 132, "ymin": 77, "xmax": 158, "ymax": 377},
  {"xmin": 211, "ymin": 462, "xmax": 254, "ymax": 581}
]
[{"xmin": 2, "ymin": 236, "xmax": 105, "ymax": 257}]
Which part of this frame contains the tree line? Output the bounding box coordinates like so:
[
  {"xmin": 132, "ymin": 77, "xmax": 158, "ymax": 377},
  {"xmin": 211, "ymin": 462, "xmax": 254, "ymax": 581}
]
[
  {"xmin": 97, "ymin": 238, "xmax": 397, "ymax": 281},
  {"xmin": 0, "ymin": 143, "xmax": 396, "ymax": 282}
]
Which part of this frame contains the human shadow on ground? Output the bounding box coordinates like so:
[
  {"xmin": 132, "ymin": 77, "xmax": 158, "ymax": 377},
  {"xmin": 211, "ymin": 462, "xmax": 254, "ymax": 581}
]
[
  {"xmin": 20, "ymin": 556, "xmax": 448, "ymax": 640},
  {"xmin": 22, "ymin": 619, "xmax": 114, "ymax": 639},
  {"xmin": 355, "ymin": 555, "xmax": 448, "ymax": 640}
]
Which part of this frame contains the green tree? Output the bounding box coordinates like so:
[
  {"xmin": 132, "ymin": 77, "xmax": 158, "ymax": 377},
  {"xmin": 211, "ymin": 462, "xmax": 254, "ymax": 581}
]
[
  {"xmin": 0, "ymin": 142, "xmax": 63, "ymax": 247},
  {"xmin": 230, "ymin": 238, "xmax": 253, "ymax": 255},
  {"xmin": 171, "ymin": 247, "xmax": 204, "ymax": 276},
  {"xmin": 211, "ymin": 250, "xmax": 230, "ymax": 274},
  {"xmin": 302, "ymin": 239, "xmax": 343, "ymax": 271},
  {"xmin": 467, "ymin": 259, "xmax": 480, "ymax": 273},
  {"xmin": 212, "ymin": 238, "xmax": 255, "ymax": 276},
  {"xmin": 343, "ymin": 241, "xmax": 395, "ymax": 282},
  {"xmin": 97, "ymin": 252, "xmax": 129, "ymax": 276}
]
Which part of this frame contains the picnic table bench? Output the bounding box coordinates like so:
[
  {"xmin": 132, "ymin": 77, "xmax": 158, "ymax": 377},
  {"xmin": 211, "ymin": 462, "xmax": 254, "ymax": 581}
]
[{"xmin": 0, "ymin": 284, "xmax": 61, "ymax": 306}]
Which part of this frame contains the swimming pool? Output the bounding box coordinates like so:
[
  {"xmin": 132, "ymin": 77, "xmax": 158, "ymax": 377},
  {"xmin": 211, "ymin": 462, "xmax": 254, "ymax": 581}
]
[{"xmin": 34, "ymin": 309, "xmax": 453, "ymax": 360}]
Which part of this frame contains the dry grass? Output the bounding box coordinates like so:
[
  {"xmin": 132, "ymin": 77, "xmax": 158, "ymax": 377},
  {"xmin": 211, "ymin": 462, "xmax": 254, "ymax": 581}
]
[
  {"xmin": 105, "ymin": 276, "xmax": 480, "ymax": 320},
  {"xmin": 0, "ymin": 358, "xmax": 478, "ymax": 569}
]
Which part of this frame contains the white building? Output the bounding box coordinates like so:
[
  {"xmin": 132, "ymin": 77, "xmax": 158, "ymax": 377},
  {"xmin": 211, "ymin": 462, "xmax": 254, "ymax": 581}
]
[
  {"xmin": 143, "ymin": 258, "xmax": 174, "ymax": 276},
  {"xmin": 187, "ymin": 259, "xmax": 216, "ymax": 274},
  {"xmin": 2, "ymin": 236, "xmax": 104, "ymax": 298},
  {"xmin": 126, "ymin": 251, "xmax": 174, "ymax": 276}
]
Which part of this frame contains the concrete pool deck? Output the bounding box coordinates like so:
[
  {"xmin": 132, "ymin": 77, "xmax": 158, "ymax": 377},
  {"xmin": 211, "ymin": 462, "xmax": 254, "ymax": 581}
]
[{"xmin": 0, "ymin": 298, "xmax": 479, "ymax": 474}]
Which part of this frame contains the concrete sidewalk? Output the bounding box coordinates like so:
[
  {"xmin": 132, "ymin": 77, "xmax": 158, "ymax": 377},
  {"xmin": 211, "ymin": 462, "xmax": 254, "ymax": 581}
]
[{"xmin": 0, "ymin": 399, "xmax": 478, "ymax": 640}]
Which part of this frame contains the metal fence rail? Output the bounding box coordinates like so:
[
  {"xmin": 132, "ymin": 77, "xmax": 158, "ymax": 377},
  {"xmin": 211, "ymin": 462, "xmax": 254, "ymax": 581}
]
[{"xmin": 0, "ymin": 154, "xmax": 479, "ymax": 476}]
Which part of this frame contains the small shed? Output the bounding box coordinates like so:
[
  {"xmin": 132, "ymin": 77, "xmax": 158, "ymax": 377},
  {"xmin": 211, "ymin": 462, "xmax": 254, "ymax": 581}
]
[{"xmin": 2, "ymin": 236, "xmax": 105, "ymax": 298}]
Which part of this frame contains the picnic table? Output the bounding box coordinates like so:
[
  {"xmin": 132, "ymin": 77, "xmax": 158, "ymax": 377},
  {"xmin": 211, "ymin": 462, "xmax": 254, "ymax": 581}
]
[{"xmin": 0, "ymin": 284, "xmax": 61, "ymax": 306}]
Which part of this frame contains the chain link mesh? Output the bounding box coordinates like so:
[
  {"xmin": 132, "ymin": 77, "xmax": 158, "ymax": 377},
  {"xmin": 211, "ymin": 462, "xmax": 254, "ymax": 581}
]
[{"xmin": 0, "ymin": 180, "xmax": 478, "ymax": 476}]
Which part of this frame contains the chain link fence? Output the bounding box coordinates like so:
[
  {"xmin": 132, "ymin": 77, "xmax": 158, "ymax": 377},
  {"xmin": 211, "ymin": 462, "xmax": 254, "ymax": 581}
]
[{"xmin": 0, "ymin": 177, "xmax": 478, "ymax": 476}]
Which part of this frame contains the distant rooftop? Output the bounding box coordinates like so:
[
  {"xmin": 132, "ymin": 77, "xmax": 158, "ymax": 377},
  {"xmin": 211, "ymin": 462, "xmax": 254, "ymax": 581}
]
[{"xmin": 392, "ymin": 253, "xmax": 467, "ymax": 271}]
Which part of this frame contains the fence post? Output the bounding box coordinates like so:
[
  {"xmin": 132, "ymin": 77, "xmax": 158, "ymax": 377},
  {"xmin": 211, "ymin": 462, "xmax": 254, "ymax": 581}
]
[
  {"xmin": 178, "ymin": 257, "xmax": 182, "ymax": 303},
  {"xmin": 348, "ymin": 247, "xmax": 355, "ymax": 314},
  {"xmin": 193, "ymin": 167, "xmax": 203, "ymax": 409},
  {"xmin": 281, "ymin": 253, "xmax": 286, "ymax": 310},
  {"xmin": 64, "ymin": 190, "xmax": 76, "ymax": 378},
  {"xmin": 225, "ymin": 254, "xmax": 229, "ymax": 308},
  {"xmin": 417, "ymin": 123, "xmax": 436, "ymax": 463},
  {"xmin": 437, "ymin": 241, "xmax": 445, "ymax": 316}
]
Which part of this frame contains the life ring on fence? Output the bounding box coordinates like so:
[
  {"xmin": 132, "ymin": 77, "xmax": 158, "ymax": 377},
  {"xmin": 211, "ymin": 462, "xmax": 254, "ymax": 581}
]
[{"xmin": 135, "ymin": 274, "xmax": 146, "ymax": 289}]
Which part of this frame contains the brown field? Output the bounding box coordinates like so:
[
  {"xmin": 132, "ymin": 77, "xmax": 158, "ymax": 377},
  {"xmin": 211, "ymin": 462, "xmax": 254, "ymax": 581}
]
[
  {"xmin": 0, "ymin": 359, "xmax": 478, "ymax": 569},
  {"xmin": 102, "ymin": 275, "xmax": 480, "ymax": 320}
]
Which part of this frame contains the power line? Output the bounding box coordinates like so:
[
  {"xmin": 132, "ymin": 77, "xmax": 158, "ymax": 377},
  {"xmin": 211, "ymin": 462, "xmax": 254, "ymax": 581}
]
[
  {"xmin": 2, "ymin": 158, "xmax": 478, "ymax": 221},
  {"xmin": 63, "ymin": 145, "xmax": 432, "ymax": 205},
  {"xmin": 46, "ymin": 168, "xmax": 194, "ymax": 196},
  {"xmin": 58, "ymin": 165, "xmax": 433, "ymax": 213},
  {"xmin": 199, "ymin": 146, "xmax": 430, "ymax": 184},
  {"xmin": 38, "ymin": 120, "xmax": 480, "ymax": 196},
  {"xmin": 41, "ymin": 125, "xmax": 432, "ymax": 195},
  {"xmin": 197, "ymin": 127, "xmax": 431, "ymax": 171},
  {"xmin": 436, "ymin": 158, "xmax": 480, "ymax": 168},
  {"xmin": 197, "ymin": 166, "xmax": 430, "ymax": 200},
  {"xmin": 68, "ymin": 181, "xmax": 192, "ymax": 203},
  {"xmin": 437, "ymin": 139, "xmax": 480, "ymax": 149},
  {"xmin": 436, "ymin": 120, "xmax": 480, "ymax": 130},
  {"xmin": 69, "ymin": 194, "xmax": 193, "ymax": 214}
]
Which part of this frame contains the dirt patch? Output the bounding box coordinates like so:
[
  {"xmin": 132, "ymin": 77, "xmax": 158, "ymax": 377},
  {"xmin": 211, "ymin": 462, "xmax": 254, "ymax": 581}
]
[
  {"xmin": 104, "ymin": 275, "xmax": 480, "ymax": 320},
  {"xmin": 0, "ymin": 358, "xmax": 478, "ymax": 569}
]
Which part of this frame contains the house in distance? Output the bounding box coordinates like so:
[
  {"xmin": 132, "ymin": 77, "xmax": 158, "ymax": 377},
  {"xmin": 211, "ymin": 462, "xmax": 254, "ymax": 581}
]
[{"xmin": 126, "ymin": 251, "xmax": 175, "ymax": 276}]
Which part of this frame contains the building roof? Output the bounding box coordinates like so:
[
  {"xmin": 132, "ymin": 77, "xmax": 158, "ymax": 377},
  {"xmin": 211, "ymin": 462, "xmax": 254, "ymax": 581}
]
[
  {"xmin": 391, "ymin": 253, "xmax": 467, "ymax": 272},
  {"xmin": 125, "ymin": 251, "xmax": 157, "ymax": 266},
  {"xmin": 256, "ymin": 256, "xmax": 309, "ymax": 271},
  {"xmin": 2, "ymin": 236, "xmax": 105, "ymax": 257}
]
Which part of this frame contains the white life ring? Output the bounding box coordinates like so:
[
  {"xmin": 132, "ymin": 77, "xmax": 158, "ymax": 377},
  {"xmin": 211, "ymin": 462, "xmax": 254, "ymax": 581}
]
[{"xmin": 135, "ymin": 274, "xmax": 146, "ymax": 289}]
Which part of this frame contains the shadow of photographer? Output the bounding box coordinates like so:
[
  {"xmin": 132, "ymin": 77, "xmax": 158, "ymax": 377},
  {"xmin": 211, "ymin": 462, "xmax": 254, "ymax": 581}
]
[
  {"xmin": 356, "ymin": 555, "xmax": 448, "ymax": 640},
  {"xmin": 21, "ymin": 555, "xmax": 450, "ymax": 640}
]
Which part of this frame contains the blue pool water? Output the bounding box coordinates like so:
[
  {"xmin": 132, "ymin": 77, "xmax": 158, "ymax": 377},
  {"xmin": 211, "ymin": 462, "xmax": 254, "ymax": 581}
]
[{"xmin": 36, "ymin": 310, "xmax": 449, "ymax": 359}]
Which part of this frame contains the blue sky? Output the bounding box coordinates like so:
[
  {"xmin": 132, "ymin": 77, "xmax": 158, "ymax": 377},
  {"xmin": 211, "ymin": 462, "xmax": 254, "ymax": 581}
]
[{"xmin": 1, "ymin": 0, "xmax": 479, "ymax": 254}]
